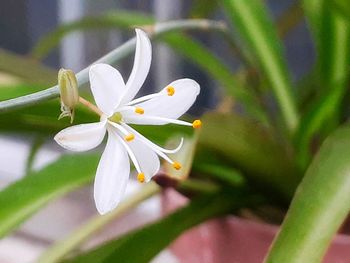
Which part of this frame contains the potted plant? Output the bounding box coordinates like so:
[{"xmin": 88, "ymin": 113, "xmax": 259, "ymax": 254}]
[{"xmin": 0, "ymin": 1, "xmax": 350, "ymax": 263}]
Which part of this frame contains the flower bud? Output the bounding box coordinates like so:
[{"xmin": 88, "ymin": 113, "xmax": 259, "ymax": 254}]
[{"xmin": 58, "ymin": 68, "xmax": 79, "ymax": 123}]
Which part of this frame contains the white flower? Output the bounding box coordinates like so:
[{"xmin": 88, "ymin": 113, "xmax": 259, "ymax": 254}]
[{"xmin": 54, "ymin": 29, "xmax": 201, "ymax": 214}]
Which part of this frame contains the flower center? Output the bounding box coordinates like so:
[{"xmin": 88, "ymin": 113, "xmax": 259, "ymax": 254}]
[{"xmin": 108, "ymin": 112, "xmax": 122, "ymax": 123}]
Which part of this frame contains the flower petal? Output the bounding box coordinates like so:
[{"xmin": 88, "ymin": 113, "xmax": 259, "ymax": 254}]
[
  {"xmin": 128, "ymin": 136, "xmax": 160, "ymax": 182},
  {"xmin": 89, "ymin": 63, "xmax": 126, "ymax": 116},
  {"xmin": 122, "ymin": 79, "xmax": 200, "ymax": 125},
  {"xmin": 54, "ymin": 121, "xmax": 106, "ymax": 152},
  {"xmin": 121, "ymin": 29, "xmax": 152, "ymax": 104},
  {"xmin": 94, "ymin": 130, "xmax": 130, "ymax": 214}
]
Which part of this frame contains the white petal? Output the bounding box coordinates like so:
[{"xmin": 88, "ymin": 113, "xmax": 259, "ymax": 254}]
[
  {"xmin": 54, "ymin": 121, "xmax": 106, "ymax": 152},
  {"xmin": 122, "ymin": 79, "xmax": 200, "ymax": 125},
  {"xmin": 121, "ymin": 29, "xmax": 152, "ymax": 104},
  {"xmin": 89, "ymin": 63, "xmax": 126, "ymax": 116},
  {"xmin": 128, "ymin": 137, "xmax": 160, "ymax": 182},
  {"xmin": 94, "ymin": 130, "xmax": 130, "ymax": 214}
]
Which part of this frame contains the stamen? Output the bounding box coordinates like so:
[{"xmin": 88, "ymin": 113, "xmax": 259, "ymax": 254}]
[
  {"xmin": 167, "ymin": 86, "xmax": 175, "ymax": 96},
  {"xmin": 127, "ymin": 115, "xmax": 192, "ymax": 127},
  {"xmin": 192, "ymin": 119, "xmax": 202, "ymax": 129},
  {"xmin": 121, "ymin": 123, "xmax": 184, "ymax": 154},
  {"xmin": 120, "ymin": 123, "xmax": 181, "ymax": 166},
  {"xmin": 135, "ymin": 107, "xmax": 144, "ymax": 114},
  {"xmin": 110, "ymin": 129, "xmax": 142, "ymax": 174},
  {"xmin": 109, "ymin": 121, "xmax": 129, "ymax": 135},
  {"xmin": 125, "ymin": 134, "xmax": 135, "ymax": 142},
  {"xmin": 173, "ymin": 162, "xmax": 182, "ymax": 170},
  {"xmin": 137, "ymin": 173, "xmax": 145, "ymax": 183}
]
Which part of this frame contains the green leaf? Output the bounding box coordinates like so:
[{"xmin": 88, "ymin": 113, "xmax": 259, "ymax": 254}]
[
  {"xmin": 161, "ymin": 32, "xmax": 267, "ymax": 123},
  {"xmin": 189, "ymin": 0, "xmax": 219, "ymax": 18},
  {"xmin": 0, "ymin": 84, "xmax": 47, "ymax": 100},
  {"xmin": 64, "ymin": 190, "xmax": 252, "ymax": 263},
  {"xmin": 0, "ymin": 154, "xmax": 99, "ymax": 237},
  {"xmin": 32, "ymin": 11, "xmax": 154, "ymax": 59},
  {"xmin": 193, "ymin": 147, "xmax": 246, "ymax": 187},
  {"xmin": 296, "ymin": 1, "xmax": 350, "ymax": 169},
  {"xmin": 25, "ymin": 136, "xmax": 46, "ymax": 174},
  {"xmin": 39, "ymin": 183, "xmax": 160, "ymax": 263},
  {"xmin": 332, "ymin": 0, "xmax": 350, "ymax": 21},
  {"xmin": 0, "ymin": 101, "xmax": 97, "ymax": 135},
  {"xmin": 199, "ymin": 112, "xmax": 299, "ymax": 202},
  {"xmin": 221, "ymin": 0, "xmax": 299, "ymax": 133},
  {"xmin": 0, "ymin": 49, "xmax": 56, "ymax": 85},
  {"xmin": 265, "ymin": 125, "xmax": 350, "ymax": 263},
  {"xmin": 308, "ymin": 1, "xmax": 350, "ymax": 86}
]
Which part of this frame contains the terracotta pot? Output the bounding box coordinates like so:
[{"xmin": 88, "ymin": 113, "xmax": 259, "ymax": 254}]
[{"xmin": 162, "ymin": 189, "xmax": 350, "ymax": 263}]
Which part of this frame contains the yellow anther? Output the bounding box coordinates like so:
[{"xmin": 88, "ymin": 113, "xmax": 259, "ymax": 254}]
[
  {"xmin": 173, "ymin": 162, "xmax": 182, "ymax": 170},
  {"xmin": 125, "ymin": 134, "xmax": 135, "ymax": 142},
  {"xmin": 192, "ymin": 119, "xmax": 202, "ymax": 129},
  {"xmin": 137, "ymin": 173, "xmax": 145, "ymax": 183},
  {"xmin": 135, "ymin": 107, "xmax": 144, "ymax": 114},
  {"xmin": 167, "ymin": 86, "xmax": 175, "ymax": 96}
]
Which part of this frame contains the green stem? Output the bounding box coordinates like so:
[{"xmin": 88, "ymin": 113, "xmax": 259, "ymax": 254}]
[
  {"xmin": 38, "ymin": 182, "xmax": 160, "ymax": 263},
  {"xmin": 0, "ymin": 19, "xmax": 225, "ymax": 113},
  {"xmin": 177, "ymin": 178, "xmax": 221, "ymax": 194}
]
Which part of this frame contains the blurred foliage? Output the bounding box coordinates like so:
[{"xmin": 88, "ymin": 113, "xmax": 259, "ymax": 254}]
[
  {"xmin": 64, "ymin": 190, "xmax": 259, "ymax": 263},
  {"xmin": 332, "ymin": 0, "xmax": 350, "ymax": 20},
  {"xmin": 0, "ymin": 1, "xmax": 349, "ymax": 262},
  {"xmin": 0, "ymin": 50, "xmax": 56, "ymax": 85},
  {"xmin": 188, "ymin": 0, "xmax": 219, "ymax": 18},
  {"xmin": 222, "ymin": 0, "xmax": 298, "ymax": 133},
  {"xmin": 0, "ymin": 154, "xmax": 99, "ymax": 238},
  {"xmin": 32, "ymin": 11, "xmax": 154, "ymax": 60}
]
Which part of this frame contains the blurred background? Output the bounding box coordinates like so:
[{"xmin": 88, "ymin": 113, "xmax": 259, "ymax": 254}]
[{"xmin": 0, "ymin": 0, "xmax": 315, "ymax": 262}]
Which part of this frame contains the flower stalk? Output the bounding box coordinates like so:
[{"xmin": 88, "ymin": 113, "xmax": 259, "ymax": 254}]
[
  {"xmin": 78, "ymin": 97, "xmax": 103, "ymax": 116},
  {"xmin": 0, "ymin": 19, "xmax": 226, "ymax": 113}
]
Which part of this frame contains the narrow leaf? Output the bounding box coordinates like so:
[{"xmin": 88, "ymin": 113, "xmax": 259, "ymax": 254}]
[
  {"xmin": 0, "ymin": 154, "xmax": 99, "ymax": 237},
  {"xmin": 332, "ymin": 0, "xmax": 350, "ymax": 22},
  {"xmin": 199, "ymin": 112, "xmax": 299, "ymax": 202},
  {"xmin": 265, "ymin": 126, "xmax": 350, "ymax": 263},
  {"xmin": 222, "ymin": 0, "xmax": 299, "ymax": 132},
  {"xmin": 0, "ymin": 49, "xmax": 56, "ymax": 85},
  {"xmin": 64, "ymin": 190, "xmax": 250, "ymax": 263},
  {"xmin": 32, "ymin": 11, "xmax": 154, "ymax": 59},
  {"xmin": 39, "ymin": 183, "xmax": 160, "ymax": 263},
  {"xmin": 296, "ymin": 1, "xmax": 350, "ymax": 168}
]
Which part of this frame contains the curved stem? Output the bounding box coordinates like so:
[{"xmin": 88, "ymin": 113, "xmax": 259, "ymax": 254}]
[{"xmin": 0, "ymin": 19, "xmax": 226, "ymax": 113}]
